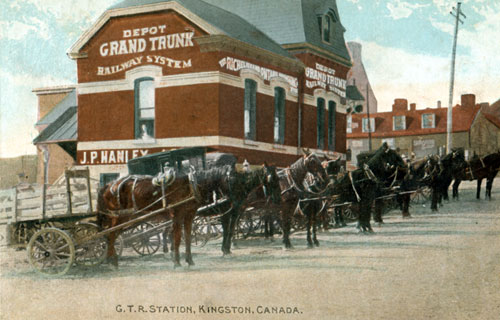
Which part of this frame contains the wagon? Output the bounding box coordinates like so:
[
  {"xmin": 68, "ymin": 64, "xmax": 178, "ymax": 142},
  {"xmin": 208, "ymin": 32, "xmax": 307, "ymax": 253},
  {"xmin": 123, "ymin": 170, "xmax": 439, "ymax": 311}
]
[{"xmin": 0, "ymin": 147, "xmax": 222, "ymax": 276}]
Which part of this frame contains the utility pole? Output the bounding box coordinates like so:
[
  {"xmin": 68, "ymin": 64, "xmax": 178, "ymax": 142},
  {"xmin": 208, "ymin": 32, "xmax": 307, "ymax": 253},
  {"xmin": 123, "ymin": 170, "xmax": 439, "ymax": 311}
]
[
  {"xmin": 447, "ymin": 2, "xmax": 466, "ymax": 153},
  {"xmin": 366, "ymin": 83, "xmax": 372, "ymax": 152}
]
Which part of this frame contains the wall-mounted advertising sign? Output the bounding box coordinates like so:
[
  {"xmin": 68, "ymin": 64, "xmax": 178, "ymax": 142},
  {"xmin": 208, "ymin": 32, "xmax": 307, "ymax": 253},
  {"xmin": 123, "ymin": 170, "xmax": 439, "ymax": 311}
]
[
  {"xmin": 219, "ymin": 57, "xmax": 298, "ymax": 94},
  {"xmin": 96, "ymin": 24, "xmax": 195, "ymax": 76},
  {"xmin": 305, "ymin": 62, "xmax": 347, "ymax": 98},
  {"xmin": 78, "ymin": 148, "xmax": 166, "ymax": 165}
]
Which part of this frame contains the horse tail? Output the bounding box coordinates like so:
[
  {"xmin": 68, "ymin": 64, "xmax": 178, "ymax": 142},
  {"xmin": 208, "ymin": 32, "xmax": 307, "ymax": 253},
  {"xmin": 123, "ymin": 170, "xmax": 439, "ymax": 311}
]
[{"xmin": 96, "ymin": 185, "xmax": 108, "ymax": 229}]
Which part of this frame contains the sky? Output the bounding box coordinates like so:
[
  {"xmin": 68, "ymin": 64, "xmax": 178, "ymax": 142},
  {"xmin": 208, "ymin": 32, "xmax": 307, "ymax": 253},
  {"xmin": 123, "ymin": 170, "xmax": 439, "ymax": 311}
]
[{"xmin": 0, "ymin": 0, "xmax": 499, "ymax": 158}]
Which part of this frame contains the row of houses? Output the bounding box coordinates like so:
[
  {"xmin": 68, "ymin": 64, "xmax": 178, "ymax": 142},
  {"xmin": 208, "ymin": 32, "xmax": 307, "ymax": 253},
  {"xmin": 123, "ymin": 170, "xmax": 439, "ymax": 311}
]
[{"xmin": 347, "ymin": 94, "xmax": 500, "ymax": 164}]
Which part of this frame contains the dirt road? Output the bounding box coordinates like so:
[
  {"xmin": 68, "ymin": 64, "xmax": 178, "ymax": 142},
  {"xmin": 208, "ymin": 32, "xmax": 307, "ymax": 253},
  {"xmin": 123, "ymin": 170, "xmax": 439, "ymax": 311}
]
[{"xmin": 1, "ymin": 181, "xmax": 499, "ymax": 320}]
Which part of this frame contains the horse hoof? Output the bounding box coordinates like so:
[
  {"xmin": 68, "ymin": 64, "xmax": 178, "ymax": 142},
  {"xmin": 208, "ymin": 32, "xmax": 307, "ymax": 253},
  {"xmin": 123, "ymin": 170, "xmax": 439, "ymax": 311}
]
[
  {"xmin": 186, "ymin": 260, "xmax": 195, "ymax": 266},
  {"xmin": 173, "ymin": 263, "xmax": 182, "ymax": 268},
  {"xmin": 314, "ymin": 241, "xmax": 320, "ymax": 247},
  {"xmin": 307, "ymin": 243, "xmax": 313, "ymax": 249}
]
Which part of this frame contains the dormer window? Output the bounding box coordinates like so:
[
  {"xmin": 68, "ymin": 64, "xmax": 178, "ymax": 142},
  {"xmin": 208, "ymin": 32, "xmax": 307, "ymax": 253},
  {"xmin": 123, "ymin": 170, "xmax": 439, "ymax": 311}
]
[
  {"xmin": 322, "ymin": 15, "xmax": 331, "ymax": 43},
  {"xmin": 422, "ymin": 113, "xmax": 435, "ymax": 129},
  {"xmin": 362, "ymin": 118, "xmax": 375, "ymax": 133},
  {"xmin": 393, "ymin": 115, "xmax": 406, "ymax": 131}
]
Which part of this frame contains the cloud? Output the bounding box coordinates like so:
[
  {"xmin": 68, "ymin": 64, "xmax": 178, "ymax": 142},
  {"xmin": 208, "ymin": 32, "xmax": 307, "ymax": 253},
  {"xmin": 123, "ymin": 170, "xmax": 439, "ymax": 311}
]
[
  {"xmin": 357, "ymin": 40, "xmax": 497, "ymax": 112},
  {"xmin": 0, "ymin": 68, "xmax": 73, "ymax": 157},
  {"xmin": 387, "ymin": 0, "xmax": 429, "ymax": 20},
  {"xmin": 16, "ymin": 0, "xmax": 119, "ymax": 27}
]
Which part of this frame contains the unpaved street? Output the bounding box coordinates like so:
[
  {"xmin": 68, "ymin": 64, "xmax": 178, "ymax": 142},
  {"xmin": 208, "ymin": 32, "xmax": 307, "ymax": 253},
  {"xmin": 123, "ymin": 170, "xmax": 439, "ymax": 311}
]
[{"xmin": 1, "ymin": 181, "xmax": 500, "ymax": 320}]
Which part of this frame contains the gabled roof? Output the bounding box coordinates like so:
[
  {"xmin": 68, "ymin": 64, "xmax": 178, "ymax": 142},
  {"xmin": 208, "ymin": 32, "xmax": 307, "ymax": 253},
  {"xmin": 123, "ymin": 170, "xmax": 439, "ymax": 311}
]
[
  {"xmin": 202, "ymin": 0, "xmax": 351, "ymax": 63},
  {"xmin": 36, "ymin": 90, "xmax": 76, "ymax": 126},
  {"xmin": 347, "ymin": 104, "xmax": 481, "ymax": 139},
  {"xmin": 482, "ymin": 98, "xmax": 500, "ymax": 128},
  {"xmin": 69, "ymin": 0, "xmax": 294, "ymax": 60},
  {"xmin": 33, "ymin": 107, "xmax": 78, "ymax": 144}
]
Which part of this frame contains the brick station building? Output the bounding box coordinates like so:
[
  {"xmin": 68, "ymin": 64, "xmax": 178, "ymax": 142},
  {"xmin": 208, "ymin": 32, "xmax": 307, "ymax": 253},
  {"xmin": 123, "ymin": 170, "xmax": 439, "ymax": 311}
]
[
  {"xmin": 33, "ymin": 0, "xmax": 357, "ymax": 184},
  {"xmin": 347, "ymin": 94, "xmax": 500, "ymax": 164}
]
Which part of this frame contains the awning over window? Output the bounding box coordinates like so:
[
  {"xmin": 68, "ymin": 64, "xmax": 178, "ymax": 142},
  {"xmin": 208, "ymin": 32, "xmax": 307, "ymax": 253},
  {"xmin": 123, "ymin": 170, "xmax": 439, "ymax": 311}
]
[{"xmin": 346, "ymin": 85, "xmax": 365, "ymax": 101}]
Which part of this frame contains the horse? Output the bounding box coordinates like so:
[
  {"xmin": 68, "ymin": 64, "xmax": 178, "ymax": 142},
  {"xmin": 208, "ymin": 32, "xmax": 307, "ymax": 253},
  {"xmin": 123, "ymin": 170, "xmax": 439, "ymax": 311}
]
[
  {"xmin": 332, "ymin": 143, "xmax": 402, "ymax": 232},
  {"xmin": 452, "ymin": 151, "xmax": 500, "ymax": 200},
  {"xmin": 97, "ymin": 163, "xmax": 279, "ymax": 267},
  {"xmin": 423, "ymin": 149, "xmax": 467, "ymax": 211},
  {"xmin": 277, "ymin": 151, "xmax": 329, "ymax": 248},
  {"xmin": 356, "ymin": 144, "xmax": 407, "ymax": 223}
]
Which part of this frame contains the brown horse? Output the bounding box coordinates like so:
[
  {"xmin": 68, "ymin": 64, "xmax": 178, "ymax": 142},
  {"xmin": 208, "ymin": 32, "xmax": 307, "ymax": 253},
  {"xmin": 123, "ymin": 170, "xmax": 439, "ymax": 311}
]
[
  {"xmin": 277, "ymin": 151, "xmax": 329, "ymax": 248},
  {"xmin": 452, "ymin": 151, "xmax": 500, "ymax": 200},
  {"xmin": 97, "ymin": 163, "xmax": 280, "ymax": 267}
]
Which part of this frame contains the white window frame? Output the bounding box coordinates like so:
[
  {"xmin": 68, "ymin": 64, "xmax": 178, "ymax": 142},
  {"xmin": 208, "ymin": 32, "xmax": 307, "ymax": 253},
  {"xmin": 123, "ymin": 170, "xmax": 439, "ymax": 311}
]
[
  {"xmin": 393, "ymin": 115, "xmax": 406, "ymax": 131},
  {"xmin": 362, "ymin": 118, "xmax": 375, "ymax": 133},
  {"xmin": 422, "ymin": 113, "xmax": 436, "ymax": 129}
]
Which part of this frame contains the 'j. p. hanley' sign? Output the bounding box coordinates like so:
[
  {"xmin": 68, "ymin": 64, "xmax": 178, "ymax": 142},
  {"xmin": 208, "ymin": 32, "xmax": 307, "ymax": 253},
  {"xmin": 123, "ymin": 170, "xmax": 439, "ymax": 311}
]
[
  {"xmin": 96, "ymin": 25, "xmax": 194, "ymax": 76},
  {"xmin": 78, "ymin": 148, "xmax": 165, "ymax": 165}
]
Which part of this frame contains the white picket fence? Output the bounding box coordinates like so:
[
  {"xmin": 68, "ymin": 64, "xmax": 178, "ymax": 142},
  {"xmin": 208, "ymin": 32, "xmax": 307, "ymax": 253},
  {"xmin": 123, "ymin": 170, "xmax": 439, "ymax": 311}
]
[{"xmin": 0, "ymin": 173, "xmax": 99, "ymax": 225}]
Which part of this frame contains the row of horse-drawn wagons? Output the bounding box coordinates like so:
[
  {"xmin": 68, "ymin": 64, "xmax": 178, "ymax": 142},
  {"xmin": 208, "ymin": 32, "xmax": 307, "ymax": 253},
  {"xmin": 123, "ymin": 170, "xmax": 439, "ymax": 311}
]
[{"xmin": 1, "ymin": 144, "xmax": 498, "ymax": 276}]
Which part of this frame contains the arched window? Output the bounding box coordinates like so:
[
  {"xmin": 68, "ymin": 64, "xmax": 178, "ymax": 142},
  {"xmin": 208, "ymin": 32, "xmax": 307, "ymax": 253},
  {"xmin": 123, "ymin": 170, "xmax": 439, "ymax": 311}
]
[
  {"xmin": 273, "ymin": 87, "xmax": 286, "ymax": 144},
  {"xmin": 134, "ymin": 77, "xmax": 155, "ymax": 140},
  {"xmin": 244, "ymin": 79, "xmax": 257, "ymax": 140}
]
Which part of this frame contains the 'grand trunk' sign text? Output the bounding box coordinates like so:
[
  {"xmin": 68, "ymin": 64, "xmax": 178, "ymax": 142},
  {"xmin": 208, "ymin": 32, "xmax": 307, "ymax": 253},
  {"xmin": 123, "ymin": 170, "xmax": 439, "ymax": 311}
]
[{"xmin": 96, "ymin": 24, "xmax": 195, "ymax": 76}]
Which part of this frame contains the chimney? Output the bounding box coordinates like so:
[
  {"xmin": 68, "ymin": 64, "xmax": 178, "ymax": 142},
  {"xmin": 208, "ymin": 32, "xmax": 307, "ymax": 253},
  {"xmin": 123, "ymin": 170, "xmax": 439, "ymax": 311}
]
[
  {"xmin": 392, "ymin": 99, "xmax": 408, "ymax": 112},
  {"xmin": 410, "ymin": 103, "xmax": 416, "ymax": 111},
  {"xmin": 461, "ymin": 94, "xmax": 476, "ymax": 108},
  {"xmin": 437, "ymin": 100, "xmax": 441, "ymax": 108}
]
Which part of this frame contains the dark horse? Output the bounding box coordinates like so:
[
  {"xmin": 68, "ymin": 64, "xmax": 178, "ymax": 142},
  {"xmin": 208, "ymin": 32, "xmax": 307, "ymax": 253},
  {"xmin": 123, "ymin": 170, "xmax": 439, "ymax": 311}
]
[
  {"xmin": 332, "ymin": 143, "xmax": 403, "ymax": 232},
  {"xmin": 97, "ymin": 163, "xmax": 279, "ymax": 267},
  {"xmin": 356, "ymin": 144, "xmax": 407, "ymax": 223},
  {"xmin": 424, "ymin": 149, "xmax": 467, "ymax": 211},
  {"xmin": 277, "ymin": 152, "xmax": 329, "ymax": 248},
  {"xmin": 452, "ymin": 151, "xmax": 500, "ymax": 200}
]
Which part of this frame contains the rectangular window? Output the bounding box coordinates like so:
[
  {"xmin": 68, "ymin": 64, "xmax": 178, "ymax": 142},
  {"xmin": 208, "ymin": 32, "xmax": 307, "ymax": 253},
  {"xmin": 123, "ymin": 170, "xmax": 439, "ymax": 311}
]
[
  {"xmin": 135, "ymin": 78, "xmax": 155, "ymax": 140},
  {"xmin": 393, "ymin": 115, "xmax": 406, "ymax": 131},
  {"xmin": 273, "ymin": 87, "xmax": 286, "ymax": 144},
  {"xmin": 346, "ymin": 115, "xmax": 352, "ymax": 133},
  {"xmin": 328, "ymin": 101, "xmax": 336, "ymax": 151},
  {"xmin": 99, "ymin": 173, "xmax": 119, "ymax": 188},
  {"xmin": 422, "ymin": 113, "xmax": 435, "ymax": 129},
  {"xmin": 244, "ymin": 79, "xmax": 257, "ymax": 140},
  {"xmin": 362, "ymin": 118, "xmax": 375, "ymax": 133},
  {"xmin": 317, "ymin": 98, "xmax": 325, "ymax": 149}
]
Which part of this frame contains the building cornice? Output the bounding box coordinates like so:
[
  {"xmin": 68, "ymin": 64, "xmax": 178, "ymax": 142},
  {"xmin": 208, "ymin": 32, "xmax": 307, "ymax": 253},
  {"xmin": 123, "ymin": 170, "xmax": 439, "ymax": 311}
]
[
  {"xmin": 32, "ymin": 85, "xmax": 76, "ymax": 95},
  {"xmin": 67, "ymin": 1, "xmax": 224, "ymax": 60},
  {"xmin": 282, "ymin": 43, "xmax": 352, "ymax": 68},
  {"xmin": 196, "ymin": 35, "xmax": 304, "ymax": 73}
]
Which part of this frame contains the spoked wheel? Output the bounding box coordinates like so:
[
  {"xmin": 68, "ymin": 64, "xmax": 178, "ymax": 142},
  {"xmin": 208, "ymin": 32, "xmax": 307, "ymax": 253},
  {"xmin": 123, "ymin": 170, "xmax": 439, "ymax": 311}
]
[
  {"xmin": 343, "ymin": 205, "xmax": 358, "ymax": 221},
  {"xmin": 236, "ymin": 211, "xmax": 260, "ymax": 239},
  {"xmin": 194, "ymin": 217, "xmax": 222, "ymax": 246},
  {"xmin": 410, "ymin": 187, "xmax": 431, "ymax": 205},
  {"xmin": 72, "ymin": 222, "xmax": 108, "ymax": 267},
  {"xmin": 128, "ymin": 222, "xmax": 161, "ymax": 256},
  {"xmin": 27, "ymin": 228, "xmax": 75, "ymax": 276}
]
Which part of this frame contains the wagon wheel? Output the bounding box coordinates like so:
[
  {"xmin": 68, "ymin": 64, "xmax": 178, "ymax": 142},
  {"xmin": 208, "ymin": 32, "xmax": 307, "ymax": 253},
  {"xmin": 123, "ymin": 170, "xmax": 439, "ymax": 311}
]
[
  {"xmin": 72, "ymin": 222, "xmax": 108, "ymax": 267},
  {"xmin": 410, "ymin": 187, "xmax": 431, "ymax": 205},
  {"xmin": 190, "ymin": 217, "xmax": 208, "ymax": 247},
  {"xmin": 128, "ymin": 222, "xmax": 161, "ymax": 256},
  {"xmin": 27, "ymin": 228, "xmax": 75, "ymax": 276},
  {"xmin": 236, "ymin": 210, "xmax": 260, "ymax": 239},
  {"xmin": 15, "ymin": 221, "xmax": 53, "ymax": 246},
  {"xmin": 343, "ymin": 205, "xmax": 358, "ymax": 220},
  {"xmin": 194, "ymin": 217, "xmax": 222, "ymax": 245}
]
